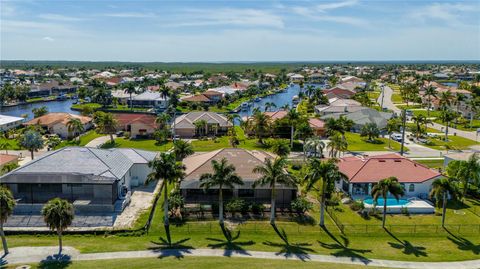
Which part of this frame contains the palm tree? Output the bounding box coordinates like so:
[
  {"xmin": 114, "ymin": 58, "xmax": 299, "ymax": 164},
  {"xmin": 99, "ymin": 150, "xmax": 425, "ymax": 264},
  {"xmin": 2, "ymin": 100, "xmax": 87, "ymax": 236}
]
[
  {"xmin": 304, "ymin": 159, "xmax": 346, "ymax": 226},
  {"xmin": 172, "ymin": 139, "xmax": 194, "ymax": 161},
  {"xmin": 251, "ymin": 110, "xmax": 270, "ymax": 144},
  {"xmin": 155, "ymin": 113, "xmax": 171, "ymax": 130},
  {"xmin": 226, "ymin": 113, "xmax": 240, "ymax": 128},
  {"xmin": 0, "ymin": 186, "xmax": 16, "ymax": 255},
  {"xmin": 0, "ymin": 141, "xmax": 10, "ymax": 155},
  {"xmin": 18, "ymin": 130, "xmax": 44, "ymax": 160},
  {"xmin": 264, "ymin": 102, "xmax": 277, "ymax": 112},
  {"xmin": 385, "ymin": 118, "xmax": 401, "ymax": 149},
  {"xmin": 327, "ymin": 133, "xmax": 347, "ymax": 158},
  {"xmin": 253, "ymin": 157, "xmax": 295, "ymax": 225},
  {"xmin": 194, "ymin": 119, "xmax": 208, "ymax": 137},
  {"xmin": 286, "ymin": 109, "xmax": 300, "ymax": 148},
  {"xmin": 146, "ymin": 153, "xmax": 186, "ymax": 242},
  {"xmin": 271, "ymin": 140, "xmax": 291, "ymax": 157},
  {"xmin": 466, "ymin": 99, "xmax": 479, "ymax": 130},
  {"xmin": 429, "ymin": 177, "xmax": 460, "ymax": 227},
  {"xmin": 124, "ymin": 83, "xmax": 136, "ymax": 110},
  {"xmin": 305, "ymin": 137, "xmax": 325, "ymax": 158},
  {"xmin": 439, "ymin": 91, "xmax": 453, "ymax": 111},
  {"xmin": 371, "ymin": 177, "xmax": 405, "ymax": 228},
  {"xmin": 94, "ymin": 112, "xmax": 118, "ymax": 144},
  {"xmin": 66, "ymin": 118, "xmax": 84, "ymax": 141},
  {"xmin": 41, "ymin": 198, "xmax": 74, "ymax": 254},
  {"xmin": 199, "ymin": 158, "xmax": 243, "ymax": 225},
  {"xmin": 423, "ymin": 85, "xmax": 437, "ymax": 117},
  {"xmin": 360, "ymin": 122, "xmax": 380, "ymax": 142},
  {"xmin": 447, "ymin": 153, "xmax": 480, "ymax": 197},
  {"xmin": 439, "ymin": 110, "xmax": 457, "ymax": 141}
]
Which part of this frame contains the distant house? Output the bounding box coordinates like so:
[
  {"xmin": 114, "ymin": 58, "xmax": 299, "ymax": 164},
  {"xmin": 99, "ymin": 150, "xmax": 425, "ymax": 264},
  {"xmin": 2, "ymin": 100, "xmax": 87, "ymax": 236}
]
[
  {"xmin": 321, "ymin": 107, "xmax": 393, "ymax": 132},
  {"xmin": 0, "ymin": 147, "xmax": 157, "ymax": 213},
  {"xmin": 131, "ymin": 91, "xmax": 168, "ymax": 108},
  {"xmin": 289, "ymin": 74, "xmax": 305, "ymax": 82},
  {"xmin": 114, "ymin": 113, "xmax": 157, "ymax": 138},
  {"xmin": 24, "ymin": 113, "xmax": 93, "ymax": 139},
  {"xmin": 336, "ymin": 154, "xmax": 442, "ymax": 199},
  {"xmin": 29, "ymin": 81, "xmax": 77, "ymax": 98},
  {"xmin": 181, "ymin": 148, "xmax": 296, "ymax": 208},
  {"xmin": 308, "ymin": 118, "xmax": 326, "ymax": 137},
  {"xmin": 111, "ymin": 89, "xmax": 138, "ymax": 105},
  {"xmin": 314, "ymin": 98, "xmax": 363, "ymax": 115},
  {"xmin": 0, "ymin": 114, "xmax": 24, "ymax": 132},
  {"xmin": 181, "ymin": 90, "xmax": 223, "ymax": 104},
  {"xmin": 173, "ymin": 112, "xmax": 232, "ymax": 138},
  {"xmin": 165, "ymin": 81, "xmax": 185, "ymax": 91},
  {"xmin": 322, "ymin": 87, "xmax": 356, "ymax": 99}
]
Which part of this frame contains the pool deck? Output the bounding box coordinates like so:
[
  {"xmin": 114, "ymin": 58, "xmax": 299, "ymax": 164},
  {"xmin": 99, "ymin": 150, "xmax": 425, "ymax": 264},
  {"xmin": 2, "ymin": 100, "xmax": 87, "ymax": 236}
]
[{"xmin": 363, "ymin": 198, "xmax": 435, "ymax": 214}]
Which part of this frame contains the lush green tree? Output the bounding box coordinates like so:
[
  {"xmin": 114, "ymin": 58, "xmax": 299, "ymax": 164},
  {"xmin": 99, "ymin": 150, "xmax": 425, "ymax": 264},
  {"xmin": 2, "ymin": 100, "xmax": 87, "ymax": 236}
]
[
  {"xmin": 41, "ymin": 198, "xmax": 74, "ymax": 254},
  {"xmin": 327, "ymin": 133, "xmax": 347, "ymax": 158},
  {"xmin": 439, "ymin": 110, "xmax": 458, "ymax": 141},
  {"xmin": 94, "ymin": 112, "xmax": 117, "ymax": 143},
  {"xmin": 92, "ymin": 87, "xmax": 113, "ymax": 108},
  {"xmin": 304, "ymin": 137, "xmax": 325, "ymax": 158},
  {"xmin": 253, "ymin": 157, "xmax": 295, "ymax": 225},
  {"xmin": 66, "ymin": 118, "xmax": 84, "ymax": 140},
  {"xmin": 286, "ymin": 109, "xmax": 300, "ymax": 148},
  {"xmin": 429, "ymin": 177, "xmax": 460, "ymax": 227},
  {"xmin": 146, "ymin": 153, "xmax": 186, "ymax": 243},
  {"xmin": 194, "ymin": 119, "xmax": 208, "ymax": 137},
  {"xmin": 47, "ymin": 135, "xmax": 62, "ymax": 149},
  {"xmin": 124, "ymin": 82, "xmax": 137, "ymax": 110},
  {"xmin": 18, "ymin": 130, "xmax": 44, "ymax": 160},
  {"xmin": 251, "ymin": 110, "xmax": 271, "ymax": 144},
  {"xmin": 199, "ymin": 158, "xmax": 243, "ymax": 225},
  {"xmin": 172, "ymin": 139, "xmax": 194, "ymax": 161},
  {"xmin": 371, "ymin": 177, "xmax": 405, "ymax": 228},
  {"xmin": 0, "ymin": 186, "xmax": 16, "ymax": 255},
  {"xmin": 385, "ymin": 118, "xmax": 401, "ymax": 149},
  {"xmin": 32, "ymin": 106, "xmax": 48, "ymax": 118},
  {"xmin": 271, "ymin": 140, "xmax": 291, "ymax": 157},
  {"xmin": 1, "ymin": 162, "xmax": 19, "ymax": 175},
  {"xmin": 423, "ymin": 85, "xmax": 437, "ymax": 117},
  {"xmin": 360, "ymin": 122, "xmax": 380, "ymax": 142},
  {"xmin": 304, "ymin": 158, "xmax": 346, "ymax": 226},
  {"xmin": 446, "ymin": 153, "xmax": 480, "ymax": 197}
]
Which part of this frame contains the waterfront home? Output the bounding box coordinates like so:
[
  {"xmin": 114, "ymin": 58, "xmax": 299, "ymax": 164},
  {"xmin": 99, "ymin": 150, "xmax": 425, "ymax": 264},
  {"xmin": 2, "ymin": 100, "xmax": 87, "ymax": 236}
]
[
  {"xmin": 173, "ymin": 112, "xmax": 232, "ymax": 138},
  {"xmin": 322, "ymin": 87, "xmax": 356, "ymax": 99},
  {"xmin": 0, "ymin": 147, "xmax": 157, "ymax": 213},
  {"xmin": 165, "ymin": 81, "xmax": 185, "ymax": 90},
  {"xmin": 289, "ymin": 74, "xmax": 305, "ymax": 83},
  {"xmin": 0, "ymin": 114, "xmax": 24, "ymax": 131},
  {"xmin": 131, "ymin": 91, "xmax": 168, "ymax": 108},
  {"xmin": 24, "ymin": 113, "xmax": 93, "ymax": 139},
  {"xmin": 180, "ymin": 148, "xmax": 296, "ymax": 208},
  {"xmin": 336, "ymin": 154, "xmax": 442, "ymax": 199},
  {"xmin": 181, "ymin": 90, "xmax": 223, "ymax": 104},
  {"xmin": 29, "ymin": 81, "xmax": 77, "ymax": 98},
  {"xmin": 111, "ymin": 89, "xmax": 138, "ymax": 105},
  {"xmin": 114, "ymin": 113, "xmax": 157, "ymax": 138},
  {"xmin": 314, "ymin": 98, "xmax": 363, "ymax": 115},
  {"xmin": 321, "ymin": 107, "xmax": 393, "ymax": 132}
]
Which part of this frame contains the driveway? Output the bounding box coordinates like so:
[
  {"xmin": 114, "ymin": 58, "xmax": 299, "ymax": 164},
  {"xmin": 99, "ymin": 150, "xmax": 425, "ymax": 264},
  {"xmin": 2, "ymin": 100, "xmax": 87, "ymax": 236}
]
[{"xmin": 85, "ymin": 135, "xmax": 116, "ymax": 148}]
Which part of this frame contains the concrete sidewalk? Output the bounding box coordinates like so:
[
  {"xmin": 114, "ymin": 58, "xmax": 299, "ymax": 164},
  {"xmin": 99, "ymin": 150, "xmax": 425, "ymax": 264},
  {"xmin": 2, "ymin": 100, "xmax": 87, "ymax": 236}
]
[
  {"xmin": 84, "ymin": 135, "xmax": 116, "ymax": 148},
  {"xmin": 3, "ymin": 246, "xmax": 480, "ymax": 269}
]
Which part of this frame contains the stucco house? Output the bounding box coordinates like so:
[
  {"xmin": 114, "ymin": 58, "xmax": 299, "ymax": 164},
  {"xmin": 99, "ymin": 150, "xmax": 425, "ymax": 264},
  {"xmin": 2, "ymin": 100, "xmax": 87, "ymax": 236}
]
[
  {"xmin": 173, "ymin": 112, "xmax": 232, "ymax": 138},
  {"xmin": 0, "ymin": 147, "xmax": 157, "ymax": 213},
  {"xmin": 336, "ymin": 154, "xmax": 442, "ymax": 199},
  {"xmin": 0, "ymin": 114, "xmax": 24, "ymax": 132},
  {"xmin": 24, "ymin": 113, "xmax": 93, "ymax": 139},
  {"xmin": 114, "ymin": 113, "xmax": 157, "ymax": 138},
  {"xmin": 180, "ymin": 148, "xmax": 296, "ymax": 208},
  {"xmin": 131, "ymin": 91, "xmax": 168, "ymax": 108}
]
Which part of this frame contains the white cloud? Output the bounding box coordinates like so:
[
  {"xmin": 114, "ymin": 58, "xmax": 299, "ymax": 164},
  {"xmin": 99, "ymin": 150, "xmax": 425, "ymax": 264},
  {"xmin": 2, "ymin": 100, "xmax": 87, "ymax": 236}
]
[
  {"xmin": 292, "ymin": 5, "xmax": 368, "ymax": 27},
  {"xmin": 163, "ymin": 8, "xmax": 284, "ymax": 28},
  {"xmin": 38, "ymin": 13, "xmax": 85, "ymax": 21},
  {"xmin": 42, "ymin": 36, "xmax": 54, "ymax": 42},
  {"xmin": 315, "ymin": 0, "xmax": 359, "ymax": 12},
  {"xmin": 102, "ymin": 12, "xmax": 156, "ymax": 18},
  {"xmin": 408, "ymin": 3, "xmax": 479, "ymax": 26}
]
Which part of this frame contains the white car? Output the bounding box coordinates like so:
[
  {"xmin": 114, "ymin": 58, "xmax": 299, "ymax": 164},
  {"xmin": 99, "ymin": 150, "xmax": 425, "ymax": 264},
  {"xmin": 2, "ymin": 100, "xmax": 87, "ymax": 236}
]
[{"xmin": 390, "ymin": 133, "xmax": 403, "ymax": 142}]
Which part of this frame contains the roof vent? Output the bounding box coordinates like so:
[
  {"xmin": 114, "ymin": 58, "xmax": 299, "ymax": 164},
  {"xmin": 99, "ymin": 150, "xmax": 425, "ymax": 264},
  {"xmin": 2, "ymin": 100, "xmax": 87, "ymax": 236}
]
[
  {"xmin": 379, "ymin": 160, "xmax": 386, "ymax": 162},
  {"xmin": 394, "ymin": 160, "xmax": 401, "ymax": 162}
]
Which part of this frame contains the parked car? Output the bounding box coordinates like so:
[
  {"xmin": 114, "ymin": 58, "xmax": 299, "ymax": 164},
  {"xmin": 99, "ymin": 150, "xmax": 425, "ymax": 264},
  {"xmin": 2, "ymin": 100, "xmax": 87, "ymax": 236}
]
[{"xmin": 390, "ymin": 133, "xmax": 403, "ymax": 142}]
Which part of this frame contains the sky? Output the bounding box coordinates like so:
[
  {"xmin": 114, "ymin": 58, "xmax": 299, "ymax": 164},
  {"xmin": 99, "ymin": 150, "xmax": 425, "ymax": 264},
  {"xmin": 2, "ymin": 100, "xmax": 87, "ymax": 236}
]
[{"xmin": 1, "ymin": 0, "xmax": 479, "ymax": 62}]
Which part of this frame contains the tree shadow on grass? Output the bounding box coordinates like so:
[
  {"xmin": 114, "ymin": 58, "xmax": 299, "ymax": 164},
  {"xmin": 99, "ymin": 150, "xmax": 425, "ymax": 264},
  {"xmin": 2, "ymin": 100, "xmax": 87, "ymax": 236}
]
[
  {"xmin": 317, "ymin": 226, "xmax": 372, "ymax": 264},
  {"xmin": 445, "ymin": 228, "xmax": 480, "ymax": 255},
  {"xmin": 385, "ymin": 228, "xmax": 427, "ymax": 257},
  {"xmin": 206, "ymin": 223, "xmax": 255, "ymax": 256},
  {"xmin": 262, "ymin": 223, "xmax": 314, "ymax": 261},
  {"xmin": 149, "ymin": 237, "xmax": 193, "ymax": 259},
  {"xmin": 37, "ymin": 254, "xmax": 72, "ymax": 269}
]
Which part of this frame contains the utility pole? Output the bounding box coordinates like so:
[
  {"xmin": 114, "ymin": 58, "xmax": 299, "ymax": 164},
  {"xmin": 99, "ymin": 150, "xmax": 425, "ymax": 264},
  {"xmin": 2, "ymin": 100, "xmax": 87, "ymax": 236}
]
[
  {"xmin": 400, "ymin": 108, "xmax": 407, "ymax": 156},
  {"xmin": 380, "ymin": 85, "xmax": 385, "ymax": 110}
]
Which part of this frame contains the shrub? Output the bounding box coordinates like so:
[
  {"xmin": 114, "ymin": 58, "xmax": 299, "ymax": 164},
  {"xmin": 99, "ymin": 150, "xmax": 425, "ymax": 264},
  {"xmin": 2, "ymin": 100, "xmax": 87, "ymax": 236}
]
[
  {"xmin": 291, "ymin": 163, "xmax": 302, "ymax": 170},
  {"xmin": 401, "ymin": 206, "xmax": 410, "ymax": 216},
  {"xmin": 326, "ymin": 192, "xmax": 342, "ymax": 206},
  {"xmin": 250, "ymin": 203, "xmax": 265, "ymax": 215},
  {"xmin": 168, "ymin": 193, "xmax": 185, "ymax": 218},
  {"xmin": 225, "ymin": 199, "xmax": 246, "ymax": 217},
  {"xmin": 291, "ymin": 197, "xmax": 313, "ymax": 216},
  {"xmin": 349, "ymin": 200, "xmax": 364, "ymax": 211}
]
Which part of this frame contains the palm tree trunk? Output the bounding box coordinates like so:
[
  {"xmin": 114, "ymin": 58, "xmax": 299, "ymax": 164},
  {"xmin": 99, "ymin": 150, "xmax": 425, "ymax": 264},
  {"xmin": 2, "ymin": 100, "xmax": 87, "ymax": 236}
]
[
  {"xmin": 463, "ymin": 179, "xmax": 468, "ymax": 198},
  {"xmin": 219, "ymin": 188, "xmax": 224, "ymax": 225},
  {"xmin": 163, "ymin": 184, "xmax": 169, "ymax": 227},
  {"xmin": 382, "ymin": 196, "xmax": 387, "ymax": 228},
  {"xmin": 130, "ymin": 93, "xmax": 133, "ymax": 111},
  {"xmin": 270, "ymin": 185, "xmax": 276, "ymax": 225},
  {"xmin": 57, "ymin": 230, "xmax": 62, "ymax": 254},
  {"xmin": 388, "ymin": 136, "xmax": 392, "ymax": 149},
  {"xmin": 320, "ymin": 194, "xmax": 326, "ymax": 227},
  {"xmin": 0, "ymin": 222, "xmax": 8, "ymax": 255},
  {"xmin": 441, "ymin": 191, "xmax": 447, "ymax": 228},
  {"xmin": 110, "ymin": 133, "xmax": 114, "ymax": 144},
  {"xmin": 445, "ymin": 123, "xmax": 449, "ymax": 141},
  {"xmin": 290, "ymin": 125, "xmax": 294, "ymax": 148},
  {"xmin": 427, "ymin": 97, "xmax": 431, "ymax": 117}
]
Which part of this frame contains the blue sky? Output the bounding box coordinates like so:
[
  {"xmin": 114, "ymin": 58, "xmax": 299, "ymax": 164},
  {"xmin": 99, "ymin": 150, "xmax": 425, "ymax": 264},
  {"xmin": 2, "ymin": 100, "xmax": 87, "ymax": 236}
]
[{"xmin": 1, "ymin": 0, "xmax": 479, "ymax": 61}]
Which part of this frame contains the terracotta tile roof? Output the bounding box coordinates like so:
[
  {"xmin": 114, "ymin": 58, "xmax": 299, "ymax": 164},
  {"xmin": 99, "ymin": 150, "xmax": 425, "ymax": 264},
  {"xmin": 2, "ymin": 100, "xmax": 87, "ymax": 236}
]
[
  {"xmin": 0, "ymin": 154, "xmax": 18, "ymax": 166},
  {"xmin": 203, "ymin": 90, "xmax": 223, "ymax": 96},
  {"xmin": 25, "ymin": 113, "xmax": 92, "ymax": 127},
  {"xmin": 308, "ymin": 118, "xmax": 325, "ymax": 129},
  {"xmin": 182, "ymin": 94, "xmax": 211, "ymax": 102},
  {"xmin": 264, "ymin": 110, "xmax": 288, "ymax": 120},
  {"xmin": 113, "ymin": 113, "xmax": 157, "ymax": 129},
  {"xmin": 337, "ymin": 153, "xmax": 441, "ymax": 183}
]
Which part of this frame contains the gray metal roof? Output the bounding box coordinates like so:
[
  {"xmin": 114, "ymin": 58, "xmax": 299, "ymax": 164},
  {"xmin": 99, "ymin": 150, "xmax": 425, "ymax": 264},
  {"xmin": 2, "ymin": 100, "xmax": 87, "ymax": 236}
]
[{"xmin": 0, "ymin": 147, "xmax": 158, "ymax": 183}]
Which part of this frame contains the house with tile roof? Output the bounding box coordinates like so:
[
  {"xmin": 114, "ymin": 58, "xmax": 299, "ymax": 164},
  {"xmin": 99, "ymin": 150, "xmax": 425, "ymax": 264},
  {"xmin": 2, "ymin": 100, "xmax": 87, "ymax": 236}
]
[
  {"xmin": 113, "ymin": 113, "xmax": 157, "ymax": 138},
  {"xmin": 173, "ymin": 112, "xmax": 232, "ymax": 138},
  {"xmin": 24, "ymin": 113, "xmax": 93, "ymax": 139},
  {"xmin": 180, "ymin": 148, "xmax": 296, "ymax": 207},
  {"xmin": 0, "ymin": 147, "xmax": 157, "ymax": 213},
  {"xmin": 336, "ymin": 153, "xmax": 442, "ymax": 198}
]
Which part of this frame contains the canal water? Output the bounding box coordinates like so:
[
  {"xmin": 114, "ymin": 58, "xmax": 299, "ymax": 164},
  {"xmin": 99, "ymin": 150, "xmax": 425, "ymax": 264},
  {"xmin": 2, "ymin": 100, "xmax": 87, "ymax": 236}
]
[{"xmin": 0, "ymin": 99, "xmax": 79, "ymax": 120}]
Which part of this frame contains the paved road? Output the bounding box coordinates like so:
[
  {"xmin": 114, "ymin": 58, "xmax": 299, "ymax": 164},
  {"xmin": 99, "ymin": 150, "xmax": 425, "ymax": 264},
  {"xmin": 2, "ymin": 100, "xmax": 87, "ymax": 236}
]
[
  {"xmin": 3, "ymin": 246, "xmax": 480, "ymax": 269},
  {"xmin": 378, "ymin": 84, "xmax": 478, "ymax": 142},
  {"xmin": 84, "ymin": 135, "xmax": 116, "ymax": 148}
]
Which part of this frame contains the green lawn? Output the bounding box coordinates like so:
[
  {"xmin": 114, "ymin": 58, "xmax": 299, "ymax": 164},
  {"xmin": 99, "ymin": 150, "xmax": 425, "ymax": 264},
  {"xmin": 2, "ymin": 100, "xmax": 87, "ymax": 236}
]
[
  {"xmin": 102, "ymin": 138, "xmax": 174, "ymax": 151},
  {"xmin": 422, "ymin": 135, "xmax": 479, "ymax": 151},
  {"xmin": 415, "ymin": 159, "xmax": 444, "ymax": 169},
  {"xmin": 434, "ymin": 119, "xmax": 480, "ymax": 132},
  {"xmin": 391, "ymin": 93, "xmax": 403, "ymax": 104},
  {"xmin": 396, "ymin": 104, "xmax": 423, "ymax": 109},
  {"xmin": 71, "ymin": 103, "xmax": 102, "ymax": 110},
  {"xmin": 345, "ymin": 132, "xmax": 405, "ymax": 152},
  {"xmin": 56, "ymin": 130, "xmax": 104, "ymax": 149},
  {"xmin": 17, "ymin": 257, "xmax": 384, "ymax": 269},
  {"xmin": 411, "ymin": 109, "xmax": 442, "ymax": 119}
]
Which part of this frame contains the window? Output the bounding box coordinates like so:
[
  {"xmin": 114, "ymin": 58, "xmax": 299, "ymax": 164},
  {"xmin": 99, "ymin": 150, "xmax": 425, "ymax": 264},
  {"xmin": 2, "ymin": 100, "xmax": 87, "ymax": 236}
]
[
  {"xmin": 238, "ymin": 189, "xmax": 254, "ymax": 198},
  {"xmin": 409, "ymin": 184, "xmax": 415, "ymax": 192}
]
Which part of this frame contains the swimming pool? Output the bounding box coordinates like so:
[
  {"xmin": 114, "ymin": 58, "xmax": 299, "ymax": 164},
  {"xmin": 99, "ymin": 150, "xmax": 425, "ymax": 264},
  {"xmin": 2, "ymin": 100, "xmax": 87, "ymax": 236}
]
[{"xmin": 363, "ymin": 198, "xmax": 410, "ymax": 206}]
